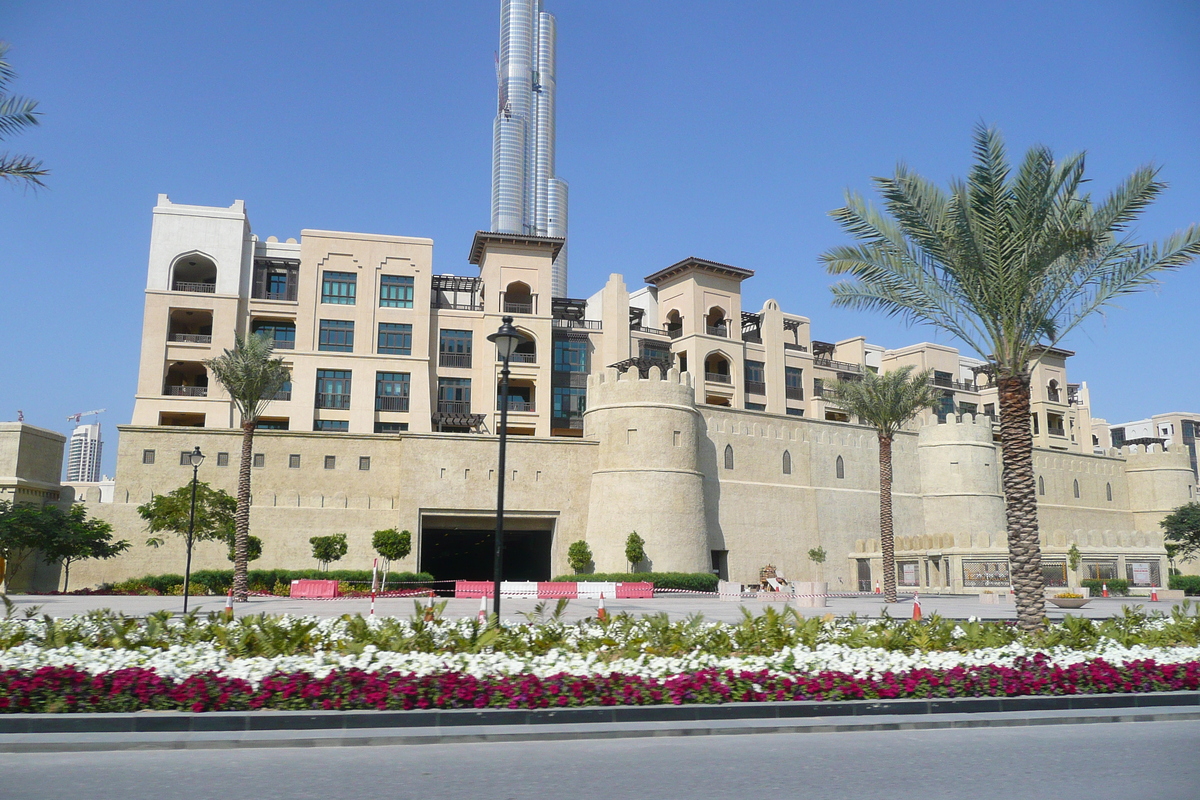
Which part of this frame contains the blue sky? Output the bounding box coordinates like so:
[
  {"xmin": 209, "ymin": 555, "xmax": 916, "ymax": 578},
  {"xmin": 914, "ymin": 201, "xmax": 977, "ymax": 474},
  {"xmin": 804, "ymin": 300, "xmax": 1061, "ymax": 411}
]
[{"xmin": 3, "ymin": 0, "xmax": 1198, "ymax": 477}]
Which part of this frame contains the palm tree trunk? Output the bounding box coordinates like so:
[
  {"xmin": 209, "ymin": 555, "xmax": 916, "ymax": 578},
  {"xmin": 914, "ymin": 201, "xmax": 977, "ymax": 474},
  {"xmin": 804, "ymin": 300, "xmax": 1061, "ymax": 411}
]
[
  {"xmin": 233, "ymin": 420, "xmax": 256, "ymax": 601},
  {"xmin": 879, "ymin": 434, "xmax": 898, "ymax": 603},
  {"xmin": 996, "ymin": 375, "xmax": 1045, "ymax": 630}
]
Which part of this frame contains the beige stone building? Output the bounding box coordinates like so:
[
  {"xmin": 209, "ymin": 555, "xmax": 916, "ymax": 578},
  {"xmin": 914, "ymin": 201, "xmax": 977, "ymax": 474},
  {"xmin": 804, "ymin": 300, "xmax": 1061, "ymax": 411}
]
[{"xmin": 20, "ymin": 197, "xmax": 1192, "ymax": 595}]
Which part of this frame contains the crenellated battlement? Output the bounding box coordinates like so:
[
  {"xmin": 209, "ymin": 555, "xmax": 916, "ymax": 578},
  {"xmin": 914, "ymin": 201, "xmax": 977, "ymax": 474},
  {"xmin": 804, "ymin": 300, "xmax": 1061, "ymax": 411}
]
[
  {"xmin": 917, "ymin": 413, "xmax": 996, "ymax": 447},
  {"xmin": 586, "ymin": 366, "xmax": 696, "ymax": 409}
]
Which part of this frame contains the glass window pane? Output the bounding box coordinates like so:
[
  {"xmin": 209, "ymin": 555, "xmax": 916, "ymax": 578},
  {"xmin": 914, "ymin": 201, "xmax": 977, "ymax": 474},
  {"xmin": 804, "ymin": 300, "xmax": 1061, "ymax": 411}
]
[
  {"xmin": 322, "ymin": 271, "xmax": 357, "ymax": 304},
  {"xmin": 319, "ymin": 319, "xmax": 354, "ymax": 352},
  {"xmin": 378, "ymin": 322, "xmax": 413, "ymax": 355},
  {"xmin": 380, "ymin": 275, "xmax": 414, "ymax": 308}
]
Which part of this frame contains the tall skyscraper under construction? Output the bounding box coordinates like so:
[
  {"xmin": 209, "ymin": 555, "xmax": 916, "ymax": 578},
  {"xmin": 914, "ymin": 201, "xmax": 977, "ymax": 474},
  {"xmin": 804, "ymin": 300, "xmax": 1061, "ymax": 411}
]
[
  {"xmin": 491, "ymin": 0, "xmax": 569, "ymax": 298},
  {"xmin": 67, "ymin": 423, "xmax": 102, "ymax": 483}
]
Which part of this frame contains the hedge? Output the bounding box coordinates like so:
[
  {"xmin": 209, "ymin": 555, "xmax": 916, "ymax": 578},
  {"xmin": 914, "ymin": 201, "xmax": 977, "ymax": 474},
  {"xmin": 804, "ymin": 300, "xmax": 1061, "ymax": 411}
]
[
  {"xmin": 550, "ymin": 572, "xmax": 718, "ymax": 593},
  {"xmin": 96, "ymin": 569, "xmax": 434, "ymax": 596},
  {"xmin": 1081, "ymin": 578, "xmax": 1130, "ymax": 596},
  {"xmin": 1170, "ymin": 575, "xmax": 1200, "ymax": 595}
]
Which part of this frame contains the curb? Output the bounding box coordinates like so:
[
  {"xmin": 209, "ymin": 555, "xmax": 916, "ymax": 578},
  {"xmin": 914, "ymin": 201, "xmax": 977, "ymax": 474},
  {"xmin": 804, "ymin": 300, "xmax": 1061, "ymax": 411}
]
[{"xmin": 3, "ymin": 692, "xmax": 1199, "ymax": 752}]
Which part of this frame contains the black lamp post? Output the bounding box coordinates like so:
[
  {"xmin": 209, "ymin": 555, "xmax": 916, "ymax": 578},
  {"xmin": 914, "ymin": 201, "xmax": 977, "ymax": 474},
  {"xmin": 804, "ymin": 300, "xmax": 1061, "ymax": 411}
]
[
  {"xmin": 183, "ymin": 445, "xmax": 205, "ymax": 614},
  {"xmin": 486, "ymin": 316, "xmax": 527, "ymax": 618}
]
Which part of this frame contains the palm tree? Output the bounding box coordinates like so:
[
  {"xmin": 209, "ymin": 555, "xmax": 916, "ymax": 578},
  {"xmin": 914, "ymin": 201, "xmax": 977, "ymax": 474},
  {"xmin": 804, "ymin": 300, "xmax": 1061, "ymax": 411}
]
[
  {"xmin": 0, "ymin": 42, "xmax": 48, "ymax": 186},
  {"xmin": 827, "ymin": 366, "xmax": 940, "ymax": 603},
  {"xmin": 204, "ymin": 333, "xmax": 290, "ymax": 601},
  {"xmin": 820, "ymin": 125, "xmax": 1200, "ymax": 630}
]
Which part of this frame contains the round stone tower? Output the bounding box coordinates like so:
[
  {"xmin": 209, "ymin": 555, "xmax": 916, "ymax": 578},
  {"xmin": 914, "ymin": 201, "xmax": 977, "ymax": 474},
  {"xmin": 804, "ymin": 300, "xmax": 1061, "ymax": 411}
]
[
  {"xmin": 917, "ymin": 414, "xmax": 1005, "ymax": 546},
  {"xmin": 582, "ymin": 366, "xmax": 709, "ymax": 573}
]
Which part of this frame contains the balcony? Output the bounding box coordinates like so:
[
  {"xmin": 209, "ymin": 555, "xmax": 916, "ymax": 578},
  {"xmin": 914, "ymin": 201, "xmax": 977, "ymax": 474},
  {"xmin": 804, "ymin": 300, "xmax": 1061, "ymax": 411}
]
[
  {"xmin": 667, "ymin": 327, "xmax": 682, "ymax": 339},
  {"xmin": 705, "ymin": 325, "xmax": 728, "ymax": 338},
  {"xmin": 439, "ymin": 352, "xmax": 472, "ymax": 368},
  {"xmin": 506, "ymin": 352, "xmax": 537, "ymax": 364},
  {"xmin": 376, "ymin": 395, "xmax": 410, "ymax": 412},
  {"xmin": 437, "ymin": 400, "xmax": 471, "ymax": 414},
  {"xmin": 784, "ymin": 342, "xmax": 808, "ymax": 353},
  {"xmin": 273, "ymin": 390, "xmax": 292, "ymax": 401},
  {"xmin": 705, "ymin": 372, "xmax": 732, "ymax": 384},
  {"xmin": 631, "ymin": 325, "xmax": 670, "ymax": 337},
  {"xmin": 813, "ymin": 357, "xmax": 864, "ymax": 373},
  {"xmin": 316, "ymin": 393, "xmax": 351, "ymax": 410},
  {"xmin": 171, "ymin": 333, "xmax": 211, "ymax": 344},
  {"xmin": 551, "ymin": 318, "xmax": 602, "ymax": 331},
  {"xmin": 786, "ymin": 386, "xmax": 804, "ymax": 401},
  {"xmin": 932, "ymin": 376, "xmax": 977, "ymax": 391},
  {"xmin": 172, "ymin": 281, "xmax": 215, "ymax": 294},
  {"xmin": 1049, "ymin": 426, "xmax": 1067, "ymax": 437},
  {"xmin": 165, "ymin": 385, "xmax": 207, "ymax": 397},
  {"xmin": 271, "ymin": 339, "xmax": 295, "ymax": 350},
  {"xmin": 745, "ymin": 380, "xmax": 766, "ymax": 395},
  {"xmin": 500, "ymin": 399, "xmax": 535, "ymax": 413},
  {"xmin": 503, "ymin": 301, "xmax": 534, "ymax": 315}
]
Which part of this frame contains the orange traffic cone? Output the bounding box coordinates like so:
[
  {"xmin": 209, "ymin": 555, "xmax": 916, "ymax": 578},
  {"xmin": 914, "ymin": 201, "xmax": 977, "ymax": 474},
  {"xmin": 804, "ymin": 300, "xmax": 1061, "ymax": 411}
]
[
  {"xmin": 1102, "ymin": 583, "xmax": 1109, "ymax": 598},
  {"xmin": 912, "ymin": 592, "xmax": 922, "ymax": 621},
  {"xmin": 874, "ymin": 580, "xmax": 881, "ymax": 595},
  {"xmin": 597, "ymin": 592, "xmax": 608, "ymax": 621},
  {"xmin": 1151, "ymin": 585, "xmax": 1160, "ymax": 602},
  {"xmin": 424, "ymin": 592, "xmax": 435, "ymax": 622},
  {"xmin": 224, "ymin": 588, "xmax": 234, "ymax": 621},
  {"xmin": 477, "ymin": 595, "xmax": 488, "ymax": 622}
]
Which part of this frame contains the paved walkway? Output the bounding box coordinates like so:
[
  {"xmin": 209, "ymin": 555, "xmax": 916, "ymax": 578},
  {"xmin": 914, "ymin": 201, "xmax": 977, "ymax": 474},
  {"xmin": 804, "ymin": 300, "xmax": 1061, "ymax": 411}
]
[{"xmin": 6, "ymin": 591, "xmax": 1187, "ymax": 623}]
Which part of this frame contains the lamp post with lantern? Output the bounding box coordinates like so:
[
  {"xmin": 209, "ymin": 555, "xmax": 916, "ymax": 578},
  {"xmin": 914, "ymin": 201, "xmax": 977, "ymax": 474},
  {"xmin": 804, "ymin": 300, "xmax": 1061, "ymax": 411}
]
[
  {"xmin": 183, "ymin": 445, "xmax": 205, "ymax": 613},
  {"xmin": 486, "ymin": 316, "xmax": 528, "ymax": 618}
]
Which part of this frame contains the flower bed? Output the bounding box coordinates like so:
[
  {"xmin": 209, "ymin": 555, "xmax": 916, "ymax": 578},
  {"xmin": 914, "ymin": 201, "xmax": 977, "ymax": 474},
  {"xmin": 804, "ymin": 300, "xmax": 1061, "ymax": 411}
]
[{"xmin": 3, "ymin": 604, "xmax": 1200, "ymax": 713}]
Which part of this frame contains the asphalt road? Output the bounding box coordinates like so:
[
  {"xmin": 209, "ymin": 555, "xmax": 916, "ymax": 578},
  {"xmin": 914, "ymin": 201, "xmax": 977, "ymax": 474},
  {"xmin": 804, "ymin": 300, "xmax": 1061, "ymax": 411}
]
[
  {"xmin": 3, "ymin": 720, "xmax": 1197, "ymax": 800},
  {"xmin": 7, "ymin": 591, "xmax": 1186, "ymax": 623}
]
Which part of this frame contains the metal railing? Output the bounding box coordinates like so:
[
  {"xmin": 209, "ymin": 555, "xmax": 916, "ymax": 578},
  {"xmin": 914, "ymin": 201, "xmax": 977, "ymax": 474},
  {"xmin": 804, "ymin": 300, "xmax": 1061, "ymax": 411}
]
[
  {"xmin": 705, "ymin": 372, "xmax": 732, "ymax": 384},
  {"xmin": 631, "ymin": 325, "xmax": 671, "ymax": 336},
  {"xmin": 164, "ymin": 385, "xmax": 207, "ymax": 397},
  {"xmin": 437, "ymin": 400, "xmax": 471, "ymax": 414},
  {"xmin": 1048, "ymin": 426, "xmax": 1066, "ymax": 437},
  {"xmin": 271, "ymin": 339, "xmax": 295, "ymax": 350},
  {"xmin": 705, "ymin": 325, "xmax": 728, "ymax": 337},
  {"xmin": 172, "ymin": 281, "xmax": 215, "ymax": 293},
  {"xmin": 316, "ymin": 393, "xmax": 351, "ymax": 409},
  {"xmin": 785, "ymin": 386, "xmax": 804, "ymax": 401},
  {"xmin": 252, "ymin": 288, "xmax": 297, "ymax": 302},
  {"xmin": 273, "ymin": 390, "xmax": 292, "ymax": 401},
  {"xmin": 500, "ymin": 400, "xmax": 535, "ymax": 413},
  {"xmin": 667, "ymin": 328, "xmax": 682, "ymax": 339},
  {"xmin": 431, "ymin": 300, "xmax": 484, "ymax": 311},
  {"xmin": 503, "ymin": 301, "xmax": 534, "ymax": 314},
  {"xmin": 506, "ymin": 352, "xmax": 537, "ymax": 363},
  {"xmin": 439, "ymin": 352, "xmax": 472, "ymax": 368},
  {"xmin": 376, "ymin": 395, "xmax": 410, "ymax": 412},
  {"xmin": 932, "ymin": 377, "xmax": 977, "ymax": 391},
  {"xmin": 813, "ymin": 357, "xmax": 863, "ymax": 373},
  {"xmin": 742, "ymin": 332, "xmax": 762, "ymax": 344},
  {"xmin": 745, "ymin": 380, "xmax": 766, "ymax": 395},
  {"xmin": 552, "ymin": 318, "xmax": 602, "ymax": 330},
  {"xmin": 171, "ymin": 333, "xmax": 211, "ymax": 344}
]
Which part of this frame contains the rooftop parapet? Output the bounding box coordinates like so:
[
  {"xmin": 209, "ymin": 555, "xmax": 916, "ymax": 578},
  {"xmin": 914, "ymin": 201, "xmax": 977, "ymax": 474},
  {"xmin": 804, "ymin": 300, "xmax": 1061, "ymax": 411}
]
[{"xmin": 586, "ymin": 366, "xmax": 696, "ymax": 410}]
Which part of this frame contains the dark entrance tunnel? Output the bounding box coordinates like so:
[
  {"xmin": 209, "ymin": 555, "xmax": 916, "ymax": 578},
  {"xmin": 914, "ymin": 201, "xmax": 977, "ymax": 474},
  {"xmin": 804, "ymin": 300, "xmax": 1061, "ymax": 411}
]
[{"xmin": 420, "ymin": 528, "xmax": 553, "ymax": 583}]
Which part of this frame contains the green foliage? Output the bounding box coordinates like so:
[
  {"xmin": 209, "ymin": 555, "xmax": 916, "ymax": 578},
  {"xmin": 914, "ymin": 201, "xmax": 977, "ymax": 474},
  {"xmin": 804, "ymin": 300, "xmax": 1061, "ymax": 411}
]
[
  {"xmin": 1170, "ymin": 575, "xmax": 1200, "ymax": 595},
  {"xmin": 624, "ymin": 531, "xmax": 646, "ymax": 571},
  {"xmin": 1081, "ymin": 578, "xmax": 1130, "ymax": 596},
  {"xmin": 309, "ymin": 533, "xmax": 348, "ymax": 570},
  {"xmin": 225, "ymin": 535, "xmax": 262, "ymax": 564},
  {"xmin": 825, "ymin": 366, "xmax": 940, "ymax": 436},
  {"xmin": 807, "ymin": 547, "xmax": 827, "ymax": 565},
  {"xmin": 137, "ymin": 483, "xmax": 236, "ymax": 548},
  {"xmin": 567, "ymin": 540, "xmax": 593, "ymax": 574},
  {"xmin": 1161, "ymin": 502, "xmax": 1200, "ymax": 562},
  {"xmin": 203, "ymin": 332, "xmax": 292, "ymax": 425},
  {"xmin": 372, "ymin": 529, "xmax": 411, "ymax": 562},
  {"xmin": 98, "ymin": 569, "xmax": 434, "ymax": 596},
  {"xmin": 549, "ymin": 571, "xmax": 718, "ymax": 593},
  {"xmin": 0, "ymin": 500, "xmax": 54, "ymax": 590},
  {"xmin": 1067, "ymin": 543, "xmax": 1082, "ymax": 572},
  {"xmin": 39, "ymin": 505, "xmax": 129, "ymax": 592},
  {"xmin": 0, "ymin": 42, "xmax": 48, "ymax": 186}
]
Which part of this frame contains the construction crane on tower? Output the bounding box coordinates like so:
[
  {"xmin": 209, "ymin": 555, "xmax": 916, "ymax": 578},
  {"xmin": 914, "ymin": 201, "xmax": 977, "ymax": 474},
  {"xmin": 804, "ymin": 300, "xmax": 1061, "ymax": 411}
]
[{"xmin": 66, "ymin": 409, "xmax": 105, "ymax": 424}]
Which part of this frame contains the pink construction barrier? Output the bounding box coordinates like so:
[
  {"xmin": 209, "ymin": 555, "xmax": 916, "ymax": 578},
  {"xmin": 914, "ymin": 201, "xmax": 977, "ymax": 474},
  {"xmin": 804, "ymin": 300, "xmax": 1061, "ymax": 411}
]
[
  {"xmin": 289, "ymin": 579, "xmax": 339, "ymax": 598},
  {"xmin": 616, "ymin": 582, "xmax": 654, "ymax": 599},
  {"xmin": 455, "ymin": 581, "xmax": 493, "ymax": 598},
  {"xmin": 540, "ymin": 582, "xmax": 577, "ymax": 598}
]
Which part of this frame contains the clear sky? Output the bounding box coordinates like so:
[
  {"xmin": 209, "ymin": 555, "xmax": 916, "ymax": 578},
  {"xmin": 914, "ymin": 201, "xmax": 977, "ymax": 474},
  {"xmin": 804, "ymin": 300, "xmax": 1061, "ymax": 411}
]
[{"xmin": 2, "ymin": 0, "xmax": 1198, "ymax": 478}]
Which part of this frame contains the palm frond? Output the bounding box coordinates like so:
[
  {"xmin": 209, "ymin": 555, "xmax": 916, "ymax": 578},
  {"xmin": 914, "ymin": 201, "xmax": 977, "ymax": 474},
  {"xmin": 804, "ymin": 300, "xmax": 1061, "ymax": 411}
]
[
  {"xmin": 0, "ymin": 152, "xmax": 46, "ymax": 186},
  {"xmin": 204, "ymin": 333, "xmax": 292, "ymax": 424},
  {"xmin": 824, "ymin": 366, "xmax": 942, "ymax": 438},
  {"xmin": 0, "ymin": 95, "xmax": 40, "ymax": 139}
]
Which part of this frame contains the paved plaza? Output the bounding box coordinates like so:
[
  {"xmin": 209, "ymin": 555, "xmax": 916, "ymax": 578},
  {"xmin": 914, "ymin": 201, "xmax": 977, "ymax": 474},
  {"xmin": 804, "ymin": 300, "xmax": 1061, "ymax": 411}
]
[{"xmin": 5, "ymin": 591, "xmax": 1187, "ymax": 623}]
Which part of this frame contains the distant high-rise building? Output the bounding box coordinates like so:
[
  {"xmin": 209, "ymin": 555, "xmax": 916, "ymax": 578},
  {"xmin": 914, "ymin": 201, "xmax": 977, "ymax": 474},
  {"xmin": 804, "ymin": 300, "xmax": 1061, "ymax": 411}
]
[
  {"xmin": 491, "ymin": 0, "xmax": 569, "ymax": 298},
  {"xmin": 67, "ymin": 423, "xmax": 102, "ymax": 482}
]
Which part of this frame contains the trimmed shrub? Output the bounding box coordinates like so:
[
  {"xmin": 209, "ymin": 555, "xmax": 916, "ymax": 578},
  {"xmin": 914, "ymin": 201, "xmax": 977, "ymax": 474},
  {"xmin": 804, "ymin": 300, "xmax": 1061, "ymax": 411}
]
[
  {"xmin": 1081, "ymin": 578, "xmax": 1130, "ymax": 596},
  {"xmin": 549, "ymin": 571, "xmax": 718, "ymax": 593},
  {"xmin": 1170, "ymin": 574, "xmax": 1200, "ymax": 595},
  {"xmin": 92, "ymin": 570, "xmax": 434, "ymax": 596}
]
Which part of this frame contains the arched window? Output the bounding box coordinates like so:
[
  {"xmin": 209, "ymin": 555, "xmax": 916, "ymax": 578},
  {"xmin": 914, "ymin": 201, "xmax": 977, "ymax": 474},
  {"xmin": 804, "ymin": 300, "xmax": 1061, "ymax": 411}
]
[
  {"xmin": 705, "ymin": 307, "xmax": 727, "ymax": 337},
  {"xmin": 782, "ymin": 450, "xmax": 792, "ymax": 475},
  {"xmin": 1047, "ymin": 380, "xmax": 1061, "ymax": 403},
  {"xmin": 835, "ymin": 455, "xmax": 844, "ymax": 479},
  {"xmin": 171, "ymin": 253, "xmax": 217, "ymax": 293},
  {"xmin": 1073, "ymin": 479, "xmax": 1080, "ymax": 499},
  {"xmin": 1106, "ymin": 482, "xmax": 1113, "ymax": 502},
  {"xmin": 503, "ymin": 281, "xmax": 533, "ymax": 314},
  {"xmin": 724, "ymin": 444, "xmax": 734, "ymax": 470},
  {"xmin": 1038, "ymin": 476, "xmax": 1045, "ymax": 496}
]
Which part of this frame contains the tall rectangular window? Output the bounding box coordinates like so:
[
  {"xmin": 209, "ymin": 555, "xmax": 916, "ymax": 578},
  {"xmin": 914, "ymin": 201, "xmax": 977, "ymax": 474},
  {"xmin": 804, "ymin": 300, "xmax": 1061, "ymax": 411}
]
[
  {"xmin": 553, "ymin": 338, "xmax": 588, "ymax": 372},
  {"xmin": 251, "ymin": 320, "xmax": 296, "ymax": 350},
  {"xmin": 316, "ymin": 369, "xmax": 352, "ymax": 409},
  {"xmin": 744, "ymin": 360, "xmax": 765, "ymax": 395},
  {"xmin": 376, "ymin": 372, "xmax": 411, "ymax": 412},
  {"xmin": 379, "ymin": 275, "xmax": 414, "ymax": 308},
  {"xmin": 319, "ymin": 319, "xmax": 354, "ymax": 352},
  {"xmin": 552, "ymin": 386, "xmax": 587, "ymax": 418},
  {"xmin": 437, "ymin": 377, "xmax": 471, "ymax": 413},
  {"xmin": 785, "ymin": 366, "xmax": 804, "ymax": 400},
  {"xmin": 321, "ymin": 271, "xmax": 356, "ymax": 304},
  {"xmin": 378, "ymin": 322, "xmax": 412, "ymax": 355},
  {"xmin": 439, "ymin": 330, "xmax": 473, "ymax": 368}
]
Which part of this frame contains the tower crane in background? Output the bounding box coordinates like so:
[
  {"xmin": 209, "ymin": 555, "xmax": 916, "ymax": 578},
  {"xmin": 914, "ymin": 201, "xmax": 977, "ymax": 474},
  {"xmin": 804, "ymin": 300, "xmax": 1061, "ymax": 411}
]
[{"xmin": 66, "ymin": 409, "xmax": 105, "ymax": 424}]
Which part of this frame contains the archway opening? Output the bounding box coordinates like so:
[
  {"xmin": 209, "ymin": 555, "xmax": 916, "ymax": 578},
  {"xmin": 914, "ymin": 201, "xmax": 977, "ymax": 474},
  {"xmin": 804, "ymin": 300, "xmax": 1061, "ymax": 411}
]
[{"xmin": 172, "ymin": 254, "xmax": 217, "ymax": 293}]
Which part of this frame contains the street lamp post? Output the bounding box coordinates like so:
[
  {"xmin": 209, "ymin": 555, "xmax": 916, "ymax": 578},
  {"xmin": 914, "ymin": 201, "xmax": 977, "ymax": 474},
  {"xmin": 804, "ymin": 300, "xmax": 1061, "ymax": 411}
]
[
  {"xmin": 183, "ymin": 445, "xmax": 205, "ymax": 614},
  {"xmin": 486, "ymin": 316, "xmax": 527, "ymax": 619}
]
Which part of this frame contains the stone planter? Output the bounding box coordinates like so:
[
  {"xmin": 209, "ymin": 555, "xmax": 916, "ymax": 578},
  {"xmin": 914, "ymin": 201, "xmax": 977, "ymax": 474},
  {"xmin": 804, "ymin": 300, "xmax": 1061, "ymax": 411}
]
[
  {"xmin": 979, "ymin": 591, "xmax": 1009, "ymax": 604},
  {"xmin": 1047, "ymin": 597, "xmax": 1091, "ymax": 609}
]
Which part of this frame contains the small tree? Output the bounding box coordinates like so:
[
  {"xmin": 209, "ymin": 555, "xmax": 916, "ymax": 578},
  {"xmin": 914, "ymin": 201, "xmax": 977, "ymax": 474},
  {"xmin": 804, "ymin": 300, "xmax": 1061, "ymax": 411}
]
[
  {"xmin": 1067, "ymin": 542, "xmax": 1082, "ymax": 574},
  {"xmin": 139, "ymin": 483, "xmax": 235, "ymax": 609},
  {"xmin": 225, "ymin": 535, "xmax": 262, "ymax": 565},
  {"xmin": 624, "ymin": 531, "xmax": 646, "ymax": 573},
  {"xmin": 310, "ymin": 533, "xmax": 348, "ymax": 571},
  {"xmin": 567, "ymin": 540, "xmax": 593, "ymax": 574},
  {"xmin": 807, "ymin": 546, "xmax": 827, "ymax": 582},
  {"xmin": 372, "ymin": 528, "xmax": 411, "ymax": 589},
  {"xmin": 0, "ymin": 500, "xmax": 55, "ymax": 593},
  {"xmin": 40, "ymin": 505, "xmax": 129, "ymax": 593},
  {"xmin": 1162, "ymin": 502, "xmax": 1200, "ymax": 563}
]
